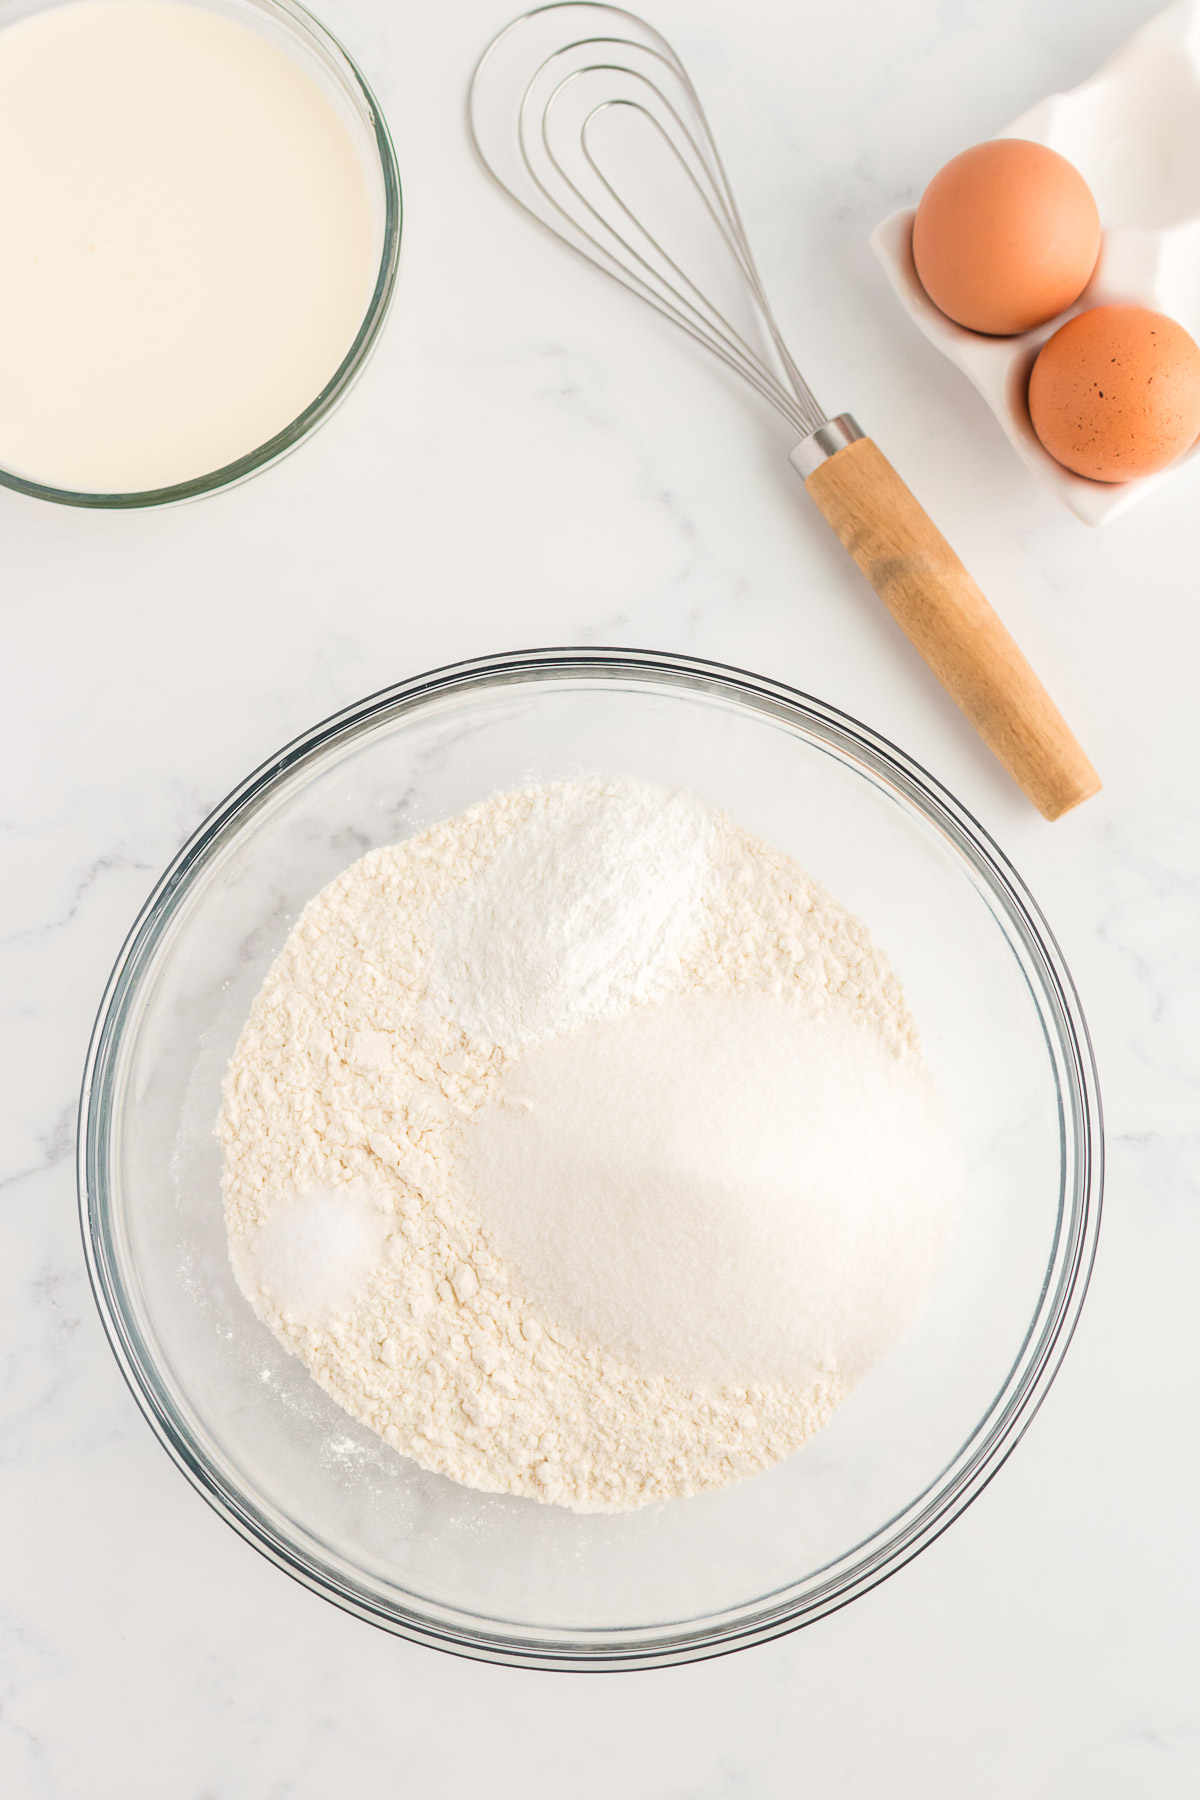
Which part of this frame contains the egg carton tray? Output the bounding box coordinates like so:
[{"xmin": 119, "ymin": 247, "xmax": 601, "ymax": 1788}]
[{"xmin": 872, "ymin": 0, "xmax": 1200, "ymax": 525}]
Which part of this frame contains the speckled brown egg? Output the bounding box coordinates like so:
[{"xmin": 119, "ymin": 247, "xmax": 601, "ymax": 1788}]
[
  {"xmin": 912, "ymin": 139, "xmax": 1101, "ymax": 336},
  {"xmin": 1028, "ymin": 304, "xmax": 1200, "ymax": 482}
]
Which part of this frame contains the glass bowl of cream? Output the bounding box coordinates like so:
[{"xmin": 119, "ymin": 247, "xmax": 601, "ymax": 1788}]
[
  {"xmin": 77, "ymin": 650, "xmax": 1103, "ymax": 1669},
  {"xmin": 0, "ymin": 0, "xmax": 399, "ymax": 507}
]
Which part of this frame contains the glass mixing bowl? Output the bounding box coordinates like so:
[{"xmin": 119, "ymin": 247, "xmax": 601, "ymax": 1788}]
[
  {"xmin": 0, "ymin": 0, "xmax": 400, "ymax": 509},
  {"xmin": 79, "ymin": 649, "xmax": 1102, "ymax": 1669}
]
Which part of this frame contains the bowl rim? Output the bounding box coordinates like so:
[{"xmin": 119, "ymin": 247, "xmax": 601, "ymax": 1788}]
[
  {"xmin": 77, "ymin": 647, "xmax": 1104, "ymax": 1671},
  {"xmin": 0, "ymin": 0, "xmax": 402, "ymax": 510}
]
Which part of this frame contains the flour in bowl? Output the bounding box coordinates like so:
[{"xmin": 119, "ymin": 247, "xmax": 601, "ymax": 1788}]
[{"xmin": 218, "ymin": 777, "xmax": 961, "ymax": 1512}]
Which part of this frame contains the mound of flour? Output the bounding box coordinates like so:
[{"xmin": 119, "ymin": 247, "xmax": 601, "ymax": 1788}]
[{"xmin": 218, "ymin": 777, "xmax": 958, "ymax": 1512}]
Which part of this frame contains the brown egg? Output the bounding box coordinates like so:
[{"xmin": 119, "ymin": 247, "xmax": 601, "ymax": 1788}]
[
  {"xmin": 1029, "ymin": 305, "xmax": 1200, "ymax": 482},
  {"xmin": 913, "ymin": 139, "xmax": 1101, "ymax": 336}
]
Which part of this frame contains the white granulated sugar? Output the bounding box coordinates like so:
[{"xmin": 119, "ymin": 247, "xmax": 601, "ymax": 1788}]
[
  {"xmin": 423, "ymin": 779, "xmax": 715, "ymax": 1048},
  {"xmin": 464, "ymin": 996, "xmax": 962, "ymax": 1387},
  {"xmin": 219, "ymin": 777, "xmax": 957, "ymax": 1512}
]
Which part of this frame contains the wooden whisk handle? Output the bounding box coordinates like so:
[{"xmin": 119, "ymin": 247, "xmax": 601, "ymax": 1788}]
[{"xmin": 795, "ymin": 428, "xmax": 1100, "ymax": 821}]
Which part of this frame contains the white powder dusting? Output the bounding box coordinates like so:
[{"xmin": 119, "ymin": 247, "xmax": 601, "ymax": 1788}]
[
  {"xmin": 423, "ymin": 779, "xmax": 715, "ymax": 1048},
  {"xmin": 218, "ymin": 777, "xmax": 958, "ymax": 1512}
]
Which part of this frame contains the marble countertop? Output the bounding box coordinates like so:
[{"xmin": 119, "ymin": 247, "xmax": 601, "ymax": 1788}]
[{"xmin": 3, "ymin": 0, "xmax": 1198, "ymax": 1792}]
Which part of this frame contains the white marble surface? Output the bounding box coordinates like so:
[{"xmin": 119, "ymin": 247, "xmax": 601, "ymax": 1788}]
[{"xmin": 2, "ymin": 0, "xmax": 1198, "ymax": 1791}]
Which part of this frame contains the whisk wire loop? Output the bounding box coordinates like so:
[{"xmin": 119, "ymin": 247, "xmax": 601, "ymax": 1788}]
[
  {"xmin": 470, "ymin": 3, "xmax": 830, "ymax": 439},
  {"xmin": 576, "ymin": 94, "xmax": 805, "ymax": 418},
  {"xmin": 550, "ymin": 79, "xmax": 807, "ymax": 429}
]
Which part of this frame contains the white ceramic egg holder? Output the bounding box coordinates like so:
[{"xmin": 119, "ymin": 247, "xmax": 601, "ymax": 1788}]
[{"xmin": 872, "ymin": 0, "xmax": 1200, "ymax": 524}]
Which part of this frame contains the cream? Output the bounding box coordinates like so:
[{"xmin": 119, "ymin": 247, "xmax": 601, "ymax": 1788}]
[{"xmin": 0, "ymin": 0, "xmax": 377, "ymax": 493}]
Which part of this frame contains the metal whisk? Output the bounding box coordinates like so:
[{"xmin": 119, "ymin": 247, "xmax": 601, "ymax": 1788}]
[
  {"xmin": 469, "ymin": 3, "xmax": 1100, "ymax": 820},
  {"xmin": 471, "ymin": 2, "xmax": 827, "ymax": 442}
]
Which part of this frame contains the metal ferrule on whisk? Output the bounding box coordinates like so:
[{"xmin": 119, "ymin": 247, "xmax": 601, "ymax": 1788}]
[{"xmin": 789, "ymin": 415, "xmax": 865, "ymax": 480}]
